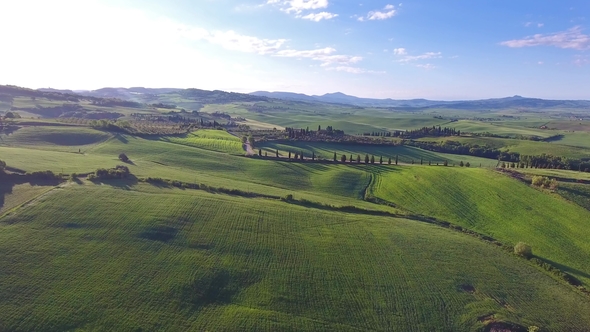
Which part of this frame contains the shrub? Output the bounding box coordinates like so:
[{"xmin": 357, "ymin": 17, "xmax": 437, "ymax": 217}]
[
  {"xmin": 514, "ymin": 242, "xmax": 533, "ymax": 258},
  {"xmin": 531, "ymin": 176, "xmax": 558, "ymax": 190},
  {"xmin": 119, "ymin": 153, "xmax": 129, "ymax": 162}
]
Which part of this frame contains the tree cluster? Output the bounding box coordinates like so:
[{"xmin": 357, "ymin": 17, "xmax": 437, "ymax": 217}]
[
  {"xmin": 363, "ymin": 126, "xmax": 461, "ymax": 139},
  {"xmin": 88, "ymin": 165, "xmax": 131, "ymax": 180},
  {"xmin": 531, "ymin": 176, "xmax": 558, "ymax": 190}
]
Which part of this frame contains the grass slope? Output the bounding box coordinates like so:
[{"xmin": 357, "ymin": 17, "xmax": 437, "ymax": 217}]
[
  {"xmin": 369, "ymin": 166, "xmax": 590, "ymax": 285},
  {"xmin": 0, "ymin": 126, "xmax": 111, "ymax": 153},
  {"xmin": 161, "ymin": 129, "xmax": 244, "ymax": 155},
  {"xmin": 258, "ymin": 141, "xmax": 498, "ymax": 167},
  {"xmin": 0, "ymin": 183, "xmax": 589, "ymax": 331}
]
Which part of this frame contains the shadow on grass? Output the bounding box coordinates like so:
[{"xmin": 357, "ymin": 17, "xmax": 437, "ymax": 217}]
[
  {"xmin": 113, "ymin": 134, "xmax": 128, "ymax": 143},
  {"xmin": 0, "ymin": 176, "xmax": 63, "ymax": 211},
  {"xmin": 537, "ymin": 256, "xmax": 590, "ymax": 281},
  {"xmin": 88, "ymin": 175, "xmax": 138, "ymax": 190}
]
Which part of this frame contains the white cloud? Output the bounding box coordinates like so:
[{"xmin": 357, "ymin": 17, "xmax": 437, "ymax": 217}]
[
  {"xmin": 538, "ymin": 23, "xmax": 544, "ymax": 28},
  {"xmin": 392, "ymin": 49, "xmax": 441, "ymax": 69},
  {"xmin": 393, "ymin": 48, "xmax": 407, "ymax": 55},
  {"xmin": 274, "ymin": 47, "xmax": 362, "ymax": 66},
  {"xmin": 500, "ymin": 26, "xmax": 590, "ymax": 50},
  {"xmin": 203, "ymin": 30, "xmax": 287, "ymax": 55},
  {"xmin": 358, "ymin": 4, "xmax": 397, "ymax": 21},
  {"xmin": 416, "ymin": 64, "xmax": 436, "ymax": 70},
  {"xmin": 327, "ymin": 66, "xmax": 385, "ymax": 74},
  {"xmin": 397, "ymin": 52, "xmax": 442, "ymax": 62},
  {"xmin": 269, "ymin": 0, "xmax": 329, "ymax": 14},
  {"xmin": 300, "ymin": 11, "xmax": 338, "ymax": 21}
]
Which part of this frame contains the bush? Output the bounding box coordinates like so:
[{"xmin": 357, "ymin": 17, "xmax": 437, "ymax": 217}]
[
  {"xmin": 0, "ymin": 159, "xmax": 6, "ymax": 171},
  {"xmin": 514, "ymin": 242, "xmax": 533, "ymax": 258},
  {"xmin": 118, "ymin": 153, "xmax": 129, "ymax": 162},
  {"xmin": 531, "ymin": 176, "xmax": 558, "ymax": 190}
]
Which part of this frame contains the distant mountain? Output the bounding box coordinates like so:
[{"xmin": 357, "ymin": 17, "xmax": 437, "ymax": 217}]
[
  {"xmin": 250, "ymin": 91, "xmax": 590, "ymax": 109},
  {"xmin": 250, "ymin": 91, "xmax": 451, "ymax": 107},
  {"xmin": 70, "ymin": 87, "xmax": 182, "ymax": 101},
  {"xmin": 37, "ymin": 88, "xmax": 78, "ymax": 95}
]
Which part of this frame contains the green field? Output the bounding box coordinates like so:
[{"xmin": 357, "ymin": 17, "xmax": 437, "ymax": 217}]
[
  {"xmin": 4, "ymin": 87, "xmax": 590, "ymax": 330},
  {"xmin": 0, "ymin": 126, "xmax": 112, "ymax": 153},
  {"xmin": 258, "ymin": 141, "xmax": 499, "ymax": 167},
  {"xmin": 369, "ymin": 166, "xmax": 590, "ymax": 285},
  {"xmin": 416, "ymin": 135, "xmax": 590, "ymax": 159},
  {"xmin": 161, "ymin": 129, "xmax": 245, "ymax": 155},
  {"xmin": 1, "ymin": 183, "xmax": 589, "ymax": 331}
]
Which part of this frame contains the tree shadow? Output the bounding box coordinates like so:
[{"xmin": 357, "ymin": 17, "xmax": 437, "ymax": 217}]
[
  {"xmin": 88, "ymin": 175, "xmax": 138, "ymax": 190},
  {"xmin": 537, "ymin": 256, "xmax": 590, "ymax": 281},
  {"xmin": 0, "ymin": 176, "xmax": 62, "ymax": 212},
  {"xmin": 113, "ymin": 134, "xmax": 128, "ymax": 143}
]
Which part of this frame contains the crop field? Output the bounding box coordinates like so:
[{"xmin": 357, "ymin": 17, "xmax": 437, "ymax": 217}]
[
  {"xmin": 258, "ymin": 141, "xmax": 499, "ymax": 167},
  {"xmin": 557, "ymin": 182, "xmax": 590, "ymax": 211},
  {"xmin": 1, "ymin": 183, "xmax": 589, "ymax": 331},
  {"xmin": 0, "ymin": 126, "xmax": 112, "ymax": 153},
  {"xmin": 416, "ymin": 136, "xmax": 590, "ymax": 159},
  {"xmin": 449, "ymin": 120, "xmax": 552, "ymax": 138},
  {"xmin": 0, "ymin": 182, "xmax": 55, "ymax": 217},
  {"xmin": 369, "ymin": 166, "xmax": 590, "ymax": 285},
  {"xmin": 161, "ymin": 129, "xmax": 245, "ymax": 155},
  {"xmin": 548, "ymin": 131, "xmax": 590, "ymax": 149}
]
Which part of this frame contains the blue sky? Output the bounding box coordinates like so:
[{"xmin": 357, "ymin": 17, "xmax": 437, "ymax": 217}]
[{"xmin": 1, "ymin": 0, "xmax": 589, "ymax": 99}]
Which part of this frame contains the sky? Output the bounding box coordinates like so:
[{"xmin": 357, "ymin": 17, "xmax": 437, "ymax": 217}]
[{"xmin": 1, "ymin": 0, "xmax": 589, "ymax": 100}]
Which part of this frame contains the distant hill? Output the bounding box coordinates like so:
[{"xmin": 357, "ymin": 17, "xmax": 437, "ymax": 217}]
[{"xmin": 250, "ymin": 91, "xmax": 590, "ymax": 109}]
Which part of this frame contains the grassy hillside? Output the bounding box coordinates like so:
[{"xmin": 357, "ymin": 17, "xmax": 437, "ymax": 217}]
[
  {"xmin": 161, "ymin": 129, "xmax": 244, "ymax": 155},
  {"xmin": 258, "ymin": 141, "xmax": 499, "ymax": 167},
  {"xmin": 0, "ymin": 126, "xmax": 112, "ymax": 153},
  {"xmin": 1, "ymin": 183, "xmax": 589, "ymax": 331},
  {"xmin": 369, "ymin": 166, "xmax": 590, "ymax": 285},
  {"xmin": 416, "ymin": 136, "xmax": 590, "ymax": 159}
]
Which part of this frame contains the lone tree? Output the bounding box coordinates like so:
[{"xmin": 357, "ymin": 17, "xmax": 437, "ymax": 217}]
[
  {"xmin": 514, "ymin": 242, "xmax": 533, "ymax": 259},
  {"xmin": 341, "ymin": 154, "xmax": 347, "ymax": 163},
  {"xmin": 118, "ymin": 153, "xmax": 129, "ymax": 162}
]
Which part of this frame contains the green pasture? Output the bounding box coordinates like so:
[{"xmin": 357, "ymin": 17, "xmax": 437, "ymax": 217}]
[
  {"xmin": 0, "ymin": 126, "xmax": 112, "ymax": 153},
  {"xmin": 369, "ymin": 166, "xmax": 590, "ymax": 285},
  {"xmin": 0, "ymin": 183, "xmax": 588, "ymax": 331},
  {"xmin": 161, "ymin": 129, "xmax": 244, "ymax": 155},
  {"xmin": 257, "ymin": 141, "xmax": 499, "ymax": 167}
]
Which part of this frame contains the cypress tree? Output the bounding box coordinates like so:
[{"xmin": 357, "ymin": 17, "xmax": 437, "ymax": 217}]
[
  {"xmin": 350, "ymin": 154, "xmax": 353, "ymax": 163},
  {"xmin": 379, "ymin": 156, "xmax": 383, "ymax": 164},
  {"xmin": 357, "ymin": 155, "xmax": 361, "ymax": 163},
  {"xmin": 388, "ymin": 157, "xmax": 392, "ymax": 165},
  {"xmin": 289, "ymin": 151, "xmax": 292, "ymax": 159},
  {"xmin": 371, "ymin": 155, "xmax": 375, "ymax": 164},
  {"xmin": 341, "ymin": 155, "xmax": 347, "ymax": 163},
  {"xmin": 365, "ymin": 154, "xmax": 370, "ymax": 164},
  {"xmin": 333, "ymin": 152, "xmax": 337, "ymax": 162},
  {"xmin": 395, "ymin": 155, "xmax": 398, "ymax": 165},
  {"xmin": 276, "ymin": 149, "xmax": 279, "ymax": 158},
  {"xmin": 312, "ymin": 151, "xmax": 315, "ymax": 161},
  {"xmin": 258, "ymin": 149, "xmax": 262, "ymax": 156}
]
